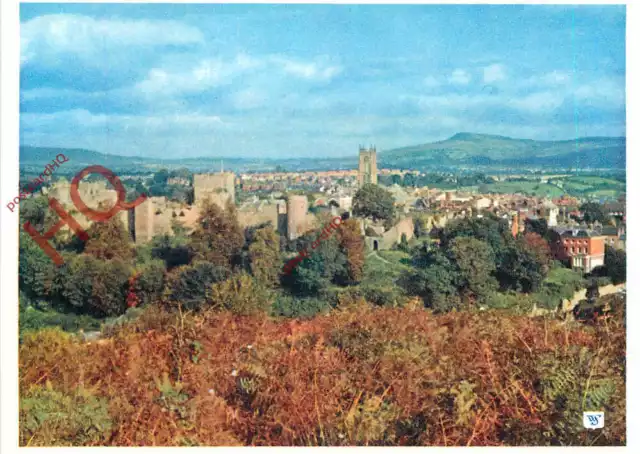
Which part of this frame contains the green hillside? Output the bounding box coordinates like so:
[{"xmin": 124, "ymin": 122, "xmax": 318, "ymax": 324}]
[{"xmin": 383, "ymin": 133, "xmax": 626, "ymax": 169}]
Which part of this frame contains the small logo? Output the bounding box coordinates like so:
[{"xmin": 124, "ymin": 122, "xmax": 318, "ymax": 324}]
[{"xmin": 583, "ymin": 411, "xmax": 605, "ymax": 429}]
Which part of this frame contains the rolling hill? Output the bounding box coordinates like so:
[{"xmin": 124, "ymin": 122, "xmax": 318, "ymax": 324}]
[
  {"xmin": 382, "ymin": 133, "xmax": 626, "ymax": 169},
  {"xmin": 19, "ymin": 132, "xmax": 626, "ymax": 173}
]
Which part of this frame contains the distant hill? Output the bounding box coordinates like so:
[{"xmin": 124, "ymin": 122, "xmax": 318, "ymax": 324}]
[
  {"xmin": 382, "ymin": 133, "xmax": 626, "ymax": 169},
  {"xmin": 20, "ymin": 132, "xmax": 626, "ymax": 174},
  {"xmin": 20, "ymin": 146, "xmax": 149, "ymax": 169}
]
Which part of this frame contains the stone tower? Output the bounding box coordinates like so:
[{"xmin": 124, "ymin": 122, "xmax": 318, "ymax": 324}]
[
  {"xmin": 358, "ymin": 146, "xmax": 377, "ymax": 187},
  {"xmin": 287, "ymin": 195, "xmax": 308, "ymax": 241},
  {"xmin": 193, "ymin": 172, "xmax": 236, "ymax": 208}
]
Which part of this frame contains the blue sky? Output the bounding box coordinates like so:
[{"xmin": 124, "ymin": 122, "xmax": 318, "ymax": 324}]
[{"xmin": 20, "ymin": 4, "xmax": 625, "ymax": 159}]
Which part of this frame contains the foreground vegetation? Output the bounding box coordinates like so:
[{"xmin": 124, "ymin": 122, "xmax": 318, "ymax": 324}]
[{"xmin": 20, "ymin": 297, "xmax": 625, "ymax": 447}]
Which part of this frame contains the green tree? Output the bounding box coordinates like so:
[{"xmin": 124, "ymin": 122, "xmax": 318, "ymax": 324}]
[
  {"xmin": 496, "ymin": 243, "xmax": 546, "ymax": 293},
  {"xmin": 604, "ymin": 245, "xmax": 626, "ymax": 284},
  {"xmin": 353, "ymin": 183, "xmax": 396, "ymax": 222},
  {"xmin": 150, "ymin": 233, "xmax": 192, "ymax": 270},
  {"xmin": 446, "ymin": 237, "xmax": 498, "ymax": 304},
  {"xmin": 287, "ymin": 234, "xmax": 347, "ymax": 296},
  {"xmin": 165, "ymin": 261, "xmax": 231, "ymax": 311},
  {"xmin": 586, "ymin": 279, "xmax": 600, "ymax": 303},
  {"xmin": 580, "ymin": 202, "xmax": 607, "ymax": 224},
  {"xmin": 60, "ymin": 255, "xmax": 132, "ymax": 316},
  {"xmin": 402, "ymin": 248, "xmax": 460, "ymax": 312},
  {"xmin": 403, "ymin": 173, "xmax": 416, "ymax": 187},
  {"xmin": 413, "ymin": 214, "xmax": 431, "ymax": 238},
  {"xmin": 524, "ymin": 218, "xmax": 549, "ymax": 238},
  {"xmin": 130, "ymin": 259, "xmax": 166, "ymax": 307},
  {"xmin": 19, "ymin": 230, "xmax": 56, "ymax": 302},
  {"xmin": 189, "ymin": 199, "xmax": 244, "ymax": 269},
  {"xmin": 153, "ymin": 169, "xmax": 169, "ymax": 186},
  {"xmin": 84, "ymin": 217, "xmax": 133, "ymax": 261},
  {"xmin": 248, "ymin": 225, "xmax": 281, "ymax": 287},
  {"xmin": 337, "ymin": 218, "xmax": 365, "ymax": 284},
  {"xmin": 209, "ymin": 272, "xmax": 271, "ymax": 315}
]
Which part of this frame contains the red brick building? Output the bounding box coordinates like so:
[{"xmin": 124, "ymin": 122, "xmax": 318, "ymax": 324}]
[{"xmin": 549, "ymin": 227, "xmax": 605, "ymax": 273}]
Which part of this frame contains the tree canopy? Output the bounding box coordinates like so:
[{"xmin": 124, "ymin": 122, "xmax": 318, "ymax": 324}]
[{"xmin": 353, "ymin": 184, "xmax": 396, "ymax": 222}]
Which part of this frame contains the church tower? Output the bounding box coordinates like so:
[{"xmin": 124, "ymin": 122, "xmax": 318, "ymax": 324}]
[{"xmin": 358, "ymin": 145, "xmax": 377, "ymax": 187}]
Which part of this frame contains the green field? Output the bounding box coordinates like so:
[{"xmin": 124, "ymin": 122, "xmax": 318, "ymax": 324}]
[{"xmin": 482, "ymin": 181, "xmax": 566, "ymax": 198}]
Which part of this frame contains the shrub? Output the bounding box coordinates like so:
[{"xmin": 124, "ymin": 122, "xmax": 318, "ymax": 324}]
[
  {"xmin": 20, "ymin": 384, "xmax": 113, "ymax": 446},
  {"xmin": 270, "ymin": 293, "xmax": 332, "ymax": 319},
  {"xmin": 19, "ymin": 307, "xmax": 102, "ymax": 339},
  {"xmin": 210, "ymin": 272, "xmax": 272, "ymax": 315},
  {"xmin": 60, "ymin": 255, "xmax": 132, "ymax": 317},
  {"xmin": 485, "ymin": 291, "xmax": 534, "ymax": 314},
  {"xmin": 131, "ymin": 260, "xmax": 166, "ymax": 307},
  {"xmin": 165, "ymin": 261, "xmax": 230, "ymax": 311}
]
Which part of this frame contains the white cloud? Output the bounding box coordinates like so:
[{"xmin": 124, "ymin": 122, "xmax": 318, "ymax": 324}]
[
  {"xmin": 272, "ymin": 56, "xmax": 342, "ymax": 81},
  {"xmin": 449, "ymin": 69, "xmax": 471, "ymax": 85},
  {"xmin": 423, "ymin": 76, "xmax": 440, "ymax": 88},
  {"xmin": 541, "ymin": 70, "xmax": 571, "ymax": 85},
  {"xmin": 231, "ymin": 89, "xmax": 267, "ymax": 110},
  {"xmin": 134, "ymin": 55, "xmax": 263, "ymax": 97},
  {"xmin": 508, "ymin": 91, "xmax": 565, "ymax": 112},
  {"xmin": 21, "ymin": 14, "xmax": 204, "ymax": 65},
  {"xmin": 483, "ymin": 64, "xmax": 507, "ymax": 83},
  {"xmin": 574, "ymin": 78, "xmax": 625, "ymax": 108}
]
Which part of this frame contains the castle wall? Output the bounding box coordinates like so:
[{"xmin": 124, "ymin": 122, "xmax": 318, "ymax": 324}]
[
  {"xmin": 382, "ymin": 217, "xmax": 414, "ymax": 246},
  {"xmin": 238, "ymin": 204, "xmax": 280, "ymax": 232},
  {"xmin": 194, "ymin": 172, "xmax": 235, "ymax": 208},
  {"xmin": 287, "ymin": 195, "xmax": 309, "ymax": 240}
]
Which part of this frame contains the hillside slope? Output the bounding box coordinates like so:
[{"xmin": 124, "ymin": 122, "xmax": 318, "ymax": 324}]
[{"xmin": 383, "ymin": 133, "xmax": 626, "ymax": 169}]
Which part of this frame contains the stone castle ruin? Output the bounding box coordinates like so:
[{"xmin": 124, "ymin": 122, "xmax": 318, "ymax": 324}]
[{"xmin": 45, "ymin": 170, "xmax": 314, "ymax": 245}]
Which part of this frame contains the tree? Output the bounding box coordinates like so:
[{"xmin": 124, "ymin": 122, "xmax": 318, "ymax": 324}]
[
  {"xmin": 495, "ymin": 243, "xmax": 546, "ymax": 293},
  {"xmin": 209, "ymin": 272, "xmax": 271, "ymax": 315},
  {"xmin": 151, "ymin": 233, "xmax": 192, "ymax": 270},
  {"xmin": 580, "ymin": 202, "xmax": 607, "ymax": 224},
  {"xmin": 439, "ymin": 215, "xmax": 513, "ymax": 257},
  {"xmin": 165, "ymin": 261, "xmax": 231, "ymax": 311},
  {"xmin": 84, "ymin": 217, "xmax": 133, "ymax": 261},
  {"xmin": 189, "ymin": 199, "xmax": 244, "ymax": 269},
  {"xmin": 60, "ymin": 255, "xmax": 132, "ymax": 316},
  {"xmin": 520, "ymin": 232, "xmax": 552, "ymax": 273},
  {"xmin": 604, "ymin": 245, "xmax": 626, "ymax": 284},
  {"xmin": 446, "ymin": 237, "xmax": 498, "ymax": 304},
  {"xmin": 398, "ymin": 233, "xmax": 410, "ymax": 253},
  {"xmin": 524, "ymin": 218, "xmax": 549, "ymax": 238},
  {"xmin": 586, "ymin": 279, "xmax": 600, "ymax": 303},
  {"xmin": 247, "ymin": 225, "xmax": 281, "ymax": 287},
  {"xmin": 403, "ymin": 173, "xmax": 416, "ymax": 187},
  {"xmin": 352, "ymin": 184, "xmax": 396, "ymax": 222},
  {"xmin": 19, "ymin": 230, "xmax": 56, "ymax": 302},
  {"xmin": 414, "ymin": 214, "xmax": 431, "ymax": 238},
  {"xmin": 401, "ymin": 248, "xmax": 460, "ymax": 312},
  {"xmin": 153, "ymin": 169, "xmax": 169, "ymax": 186},
  {"xmin": 286, "ymin": 233, "xmax": 347, "ymax": 296},
  {"xmin": 337, "ymin": 218, "xmax": 365, "ymax": 284},
  {"xmin": 129, "ymin": 260, "xmax": 166, "ymax": 307}
]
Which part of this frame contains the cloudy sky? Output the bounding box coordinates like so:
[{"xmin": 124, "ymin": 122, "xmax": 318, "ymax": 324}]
[{"xmin": 20, "ymin": 4, "xmax": 625, "ymax": 159}]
